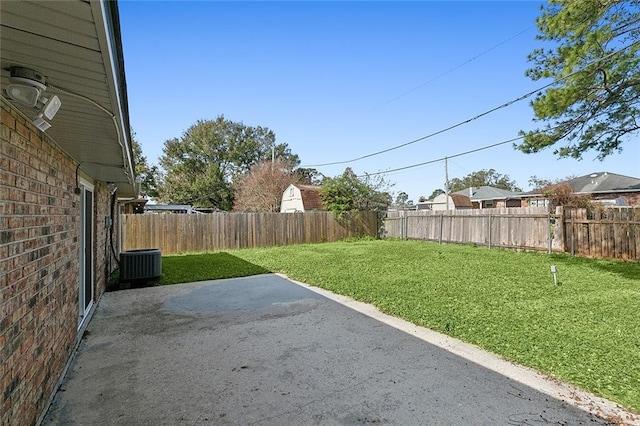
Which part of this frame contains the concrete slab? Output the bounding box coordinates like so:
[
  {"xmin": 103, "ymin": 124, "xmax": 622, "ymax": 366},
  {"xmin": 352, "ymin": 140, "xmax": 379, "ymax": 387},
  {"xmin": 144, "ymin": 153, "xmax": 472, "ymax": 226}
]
[{"xmin": 42, "ymin": 274, "xmax": 633, "ymax": 425}]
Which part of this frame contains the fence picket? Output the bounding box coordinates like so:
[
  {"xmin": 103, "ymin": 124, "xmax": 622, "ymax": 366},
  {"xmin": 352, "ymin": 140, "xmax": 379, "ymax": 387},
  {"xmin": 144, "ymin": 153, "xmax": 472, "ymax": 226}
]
[
  {"xmin": 382, "ymin": 206, "xmax": 639, "ymax": 260},
  {"xmin": 121, "ymin": 211, "xmax": 379, "ymax": 254}
]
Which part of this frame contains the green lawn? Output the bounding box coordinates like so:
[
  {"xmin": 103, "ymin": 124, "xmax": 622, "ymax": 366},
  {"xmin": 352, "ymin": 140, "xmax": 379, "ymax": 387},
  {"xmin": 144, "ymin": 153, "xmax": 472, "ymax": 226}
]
[{"xmin": 159, "ymin": 239, "xmax": 640, "ymax": 412}]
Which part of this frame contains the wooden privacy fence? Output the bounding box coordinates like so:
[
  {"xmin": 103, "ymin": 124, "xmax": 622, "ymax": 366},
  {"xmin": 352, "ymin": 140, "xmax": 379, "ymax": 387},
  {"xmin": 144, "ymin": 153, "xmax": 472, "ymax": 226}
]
[
  {"xmin": 121, "ymin": 211, "xmax": 379, "ymax": 254},
  {"xmin": 383, "ymin": 206, "xmax": 640, "ymax": 260},
  {"xmin": 382, "ymin": 207, "xmax": 557, "ymax": 252},
  {"xmin": 563, "ymin": 207, "xmax": 639, "ymax": 260}
]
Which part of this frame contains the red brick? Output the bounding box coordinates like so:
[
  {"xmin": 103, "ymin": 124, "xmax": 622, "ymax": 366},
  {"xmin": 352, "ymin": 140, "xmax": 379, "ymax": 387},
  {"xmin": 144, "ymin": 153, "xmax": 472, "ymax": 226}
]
[{"xmin": 1, "ymin": 99, "xmax": 113, "ymax": 425}]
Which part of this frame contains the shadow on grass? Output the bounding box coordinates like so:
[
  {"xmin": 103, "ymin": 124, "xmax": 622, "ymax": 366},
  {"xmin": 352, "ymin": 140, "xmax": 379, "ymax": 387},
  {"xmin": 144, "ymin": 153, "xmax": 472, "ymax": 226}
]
[
  {"xmin": 159, "ymin": 252, "xmax": 270, "ymax": 286},
  {"xmin": 549, "ymin": 253, "xmax": 640, "ymax": 281}
]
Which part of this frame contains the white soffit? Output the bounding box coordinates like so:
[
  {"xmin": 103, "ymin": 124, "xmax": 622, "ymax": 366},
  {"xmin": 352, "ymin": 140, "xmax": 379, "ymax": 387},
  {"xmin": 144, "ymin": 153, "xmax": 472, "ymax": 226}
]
[{"xmin": 0, "ymin": 0, "xmax": 135, "ymax": 196}]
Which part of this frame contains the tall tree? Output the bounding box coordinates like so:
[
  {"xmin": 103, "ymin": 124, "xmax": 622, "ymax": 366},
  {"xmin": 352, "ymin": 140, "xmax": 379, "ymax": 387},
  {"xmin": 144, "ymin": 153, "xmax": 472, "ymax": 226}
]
[
  {"xmin": 319, "ymin": 168, "xmax": 392, "ymax": 215},
  {"xmin": 130, "ymin": 131, "xmax": 159, "ymax": 199},
  {"xmin": 294, "ymin": 167, "xmax": 324, "ymax": 185},
  {"xmin": 448, "ymin": 169, "xmax": 522, "ymax": 193},
  {"xmin": 395, "ymin": 191, "xmax": 409, "ymax": 207},
  {"xmin": 157, "ymin": 116, "xmax": 299, "ymax": 210},
  {"xmin": 519, "ymin": 0, "xmax": 640, "ymax": 160},
  {"xmin": 233, "ymin": 159, "xmax": 300, "ymax": 212},
  {"xmin": 528, "ymin": 174, "xmax": 578, "ymax": 190}
]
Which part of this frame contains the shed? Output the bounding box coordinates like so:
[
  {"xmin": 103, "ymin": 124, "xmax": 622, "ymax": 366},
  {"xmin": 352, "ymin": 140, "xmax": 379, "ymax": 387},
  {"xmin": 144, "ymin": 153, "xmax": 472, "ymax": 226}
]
[
  {"xmin": 423, "ymin": 193, "xmax": 473, "ymax": 211},
  {"xmin": 281, "ymin": 184, "xmax": 324, "ymax": 212}
]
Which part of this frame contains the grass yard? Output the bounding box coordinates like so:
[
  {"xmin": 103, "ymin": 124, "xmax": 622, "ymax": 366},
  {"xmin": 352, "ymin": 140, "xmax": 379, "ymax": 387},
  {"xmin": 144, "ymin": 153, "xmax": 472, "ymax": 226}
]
[{"xmin": 159, "ymin": 239, "xmax": 640, "ymax": 412}]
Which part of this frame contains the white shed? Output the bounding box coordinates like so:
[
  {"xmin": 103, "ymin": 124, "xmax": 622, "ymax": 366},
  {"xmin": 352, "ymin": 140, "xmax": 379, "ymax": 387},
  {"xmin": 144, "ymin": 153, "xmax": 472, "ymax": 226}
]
[
  {"xmin": 423, "ymin": 193, "xmax": 472, "ymax": 211},
  {"xmin": 280, "ymin": 184, "xmax": 324, "ymax": 212}
]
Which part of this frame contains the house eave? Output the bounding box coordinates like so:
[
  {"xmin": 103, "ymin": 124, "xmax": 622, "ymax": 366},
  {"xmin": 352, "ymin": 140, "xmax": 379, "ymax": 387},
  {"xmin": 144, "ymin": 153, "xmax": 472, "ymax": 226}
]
[{"xmin": 0, "ymin": 0, "xmax": 136, "ymax": 197}]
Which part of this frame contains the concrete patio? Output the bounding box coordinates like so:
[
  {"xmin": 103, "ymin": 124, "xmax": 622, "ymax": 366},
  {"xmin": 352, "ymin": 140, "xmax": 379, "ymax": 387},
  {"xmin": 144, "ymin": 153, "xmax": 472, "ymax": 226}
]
[{"xmin": 42, "ymin": 274, "xmax": 634, "ymax": 425}]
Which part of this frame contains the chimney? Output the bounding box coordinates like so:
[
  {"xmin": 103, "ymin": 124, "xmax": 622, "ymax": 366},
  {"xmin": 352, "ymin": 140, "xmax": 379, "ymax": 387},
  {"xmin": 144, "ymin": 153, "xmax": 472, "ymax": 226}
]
[{"xmin": 469, "ymin": 186, "xmax": 474, "ymax": 197}]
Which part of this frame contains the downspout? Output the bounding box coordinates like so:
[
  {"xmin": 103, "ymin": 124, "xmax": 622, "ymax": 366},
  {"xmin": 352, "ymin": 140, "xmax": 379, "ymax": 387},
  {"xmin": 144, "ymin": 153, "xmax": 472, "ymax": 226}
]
[{"xmin": 109, "ymin": 187, "xmax": 119, "ymax": 267}]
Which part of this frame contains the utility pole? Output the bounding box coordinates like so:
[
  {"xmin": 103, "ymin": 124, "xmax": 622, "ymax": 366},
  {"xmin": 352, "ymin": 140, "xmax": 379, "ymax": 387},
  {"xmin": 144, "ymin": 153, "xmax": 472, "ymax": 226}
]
[{"xmin": 445, "ymin": 156, "xmax": 450, "ymax": 210}]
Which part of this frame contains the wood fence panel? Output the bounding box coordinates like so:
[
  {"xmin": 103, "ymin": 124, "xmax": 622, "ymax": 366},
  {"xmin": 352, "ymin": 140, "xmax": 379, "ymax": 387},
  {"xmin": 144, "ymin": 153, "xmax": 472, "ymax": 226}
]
[
  {"xmin": 383, "ymin": 208, "xmax": 552, "ymax": 252},
  {"xmin": 121, "ymin": 211, "xmax": 378, "ymax": 254},
  {"xmin": 562, "ymin": 207, "xmax": 639, "ymax": 260}
]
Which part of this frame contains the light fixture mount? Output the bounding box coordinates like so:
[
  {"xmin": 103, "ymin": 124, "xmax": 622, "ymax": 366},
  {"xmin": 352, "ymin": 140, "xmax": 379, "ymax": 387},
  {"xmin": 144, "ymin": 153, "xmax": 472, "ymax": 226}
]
[
  {"xmin": 4, "ymin": 66, "xmax": 62, "ymax": 132},
  {"xmin": 5, "ymin": 66, "xmax": 47, "ymax": 107},
  {"xmin": 8, "ymin": 66, "xmax": 47, "ymax": 88}
]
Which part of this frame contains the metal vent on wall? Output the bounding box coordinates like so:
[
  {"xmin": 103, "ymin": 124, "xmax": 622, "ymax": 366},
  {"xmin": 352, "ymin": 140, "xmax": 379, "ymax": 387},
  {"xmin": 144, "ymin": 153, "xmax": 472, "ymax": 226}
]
[{"xmin": 120, "ymin": 249, "xmax": 162, "ymax": 282}]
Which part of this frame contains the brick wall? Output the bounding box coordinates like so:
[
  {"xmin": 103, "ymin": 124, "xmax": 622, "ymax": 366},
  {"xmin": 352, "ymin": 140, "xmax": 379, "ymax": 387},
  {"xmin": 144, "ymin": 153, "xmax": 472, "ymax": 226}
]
[
  {"xmin": 94, "ymin": 180, "xmax": 120, "ymax": 295},
  {"xmin": 0, "ymin": 98, "xmax": 114, "ymax": 425}
]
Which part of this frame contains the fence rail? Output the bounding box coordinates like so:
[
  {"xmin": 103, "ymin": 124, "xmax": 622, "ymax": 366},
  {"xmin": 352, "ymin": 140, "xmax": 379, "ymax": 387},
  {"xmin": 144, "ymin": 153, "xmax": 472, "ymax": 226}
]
[
  {"xmin": 382, "ymin": 207, "xmax": 557, "ymax": 252},
  {"xmin": 121, "ymin": 211, "xmax": 379, "ymax": 254},
  {"xmin": 382, "ymin": 206, "xmax": 640, "ymax": 260},
  {"xmin": 120, "ymin": 207, "xmax": 638, "ymax": 260},
  {"xmin": 563, "ymin": 207, "xmax": 639, "ymax": 260}
]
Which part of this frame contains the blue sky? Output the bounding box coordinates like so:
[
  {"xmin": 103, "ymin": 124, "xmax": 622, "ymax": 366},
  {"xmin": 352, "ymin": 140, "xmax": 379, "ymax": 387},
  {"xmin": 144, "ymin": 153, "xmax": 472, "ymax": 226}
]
[{"xmin": 120, "ymin": 1, "xmax": 640, "ymax": 203}]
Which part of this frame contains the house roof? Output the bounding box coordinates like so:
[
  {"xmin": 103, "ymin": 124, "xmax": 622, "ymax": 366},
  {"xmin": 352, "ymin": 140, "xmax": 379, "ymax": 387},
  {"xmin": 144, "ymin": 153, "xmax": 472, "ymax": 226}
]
[
  {"xmin": 565, "ymin": 172, "xmax": 640, "ymax": 194},
  {"xmin": 296, "ymin": 184, "xmax": 324, "ymax": 211},
  {"xmin": 522, "ymin": 172, "xmax": 640, "ymax": 196},
  {"xmin": 1, "ymin": 0, "xmax": 136, "ymax": 196},
  {"xmin": 145, "ymin": 204, "xmax": 195, "ymax": 213},
  {"xmin": 453, "ymin": 186, "xmax": 523, "ymax": 201}
]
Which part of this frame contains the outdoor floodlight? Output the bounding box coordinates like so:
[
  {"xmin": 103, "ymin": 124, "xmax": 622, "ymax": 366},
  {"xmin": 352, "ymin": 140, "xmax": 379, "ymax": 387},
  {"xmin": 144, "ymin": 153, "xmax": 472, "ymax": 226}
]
[
  {"xmin": 5, "ymin": 66, "xmax": 47, "ymax": 107},
  {"xmin": 4, "ymin": 67, "xmax": 62, "ymax": 132},
  {"xmin": 41, "ymin": 95, "xmax": 61, "ymax": 120},
  {"xmin": 6, "ymin": 84, "xmax": 42, "ymax": 107}
]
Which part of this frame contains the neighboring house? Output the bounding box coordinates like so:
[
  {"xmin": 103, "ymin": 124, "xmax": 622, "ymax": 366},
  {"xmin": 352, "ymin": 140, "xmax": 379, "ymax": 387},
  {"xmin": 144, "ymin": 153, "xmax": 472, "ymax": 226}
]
[
  {"xmin": 415, "ymin": 201, "xmax": 432, "ymax": 211},
  {"xmin": 421, "ymin": 193, "xmax": 473, "ymax": 211},
  {"xmin": 281, "ymin": 184, "xmax": 324, "ymax": 212},
  {"xmin": 1, "ymin": 2, "xmax": 136, "ymax": 425},
  {"xmin": 521, "ymin": 172, "xmax": 640, "ymax": 207},
  {"xmin": 453, "ymin": 186, "xmax": 523, "ymax": 209},
  {"xmin": 145, "ymin": 204, "xmax": 198, "ymax": 214},
  {"xmin": 121, "ymin": 196, "xmax": 148, "ymax": 214}
]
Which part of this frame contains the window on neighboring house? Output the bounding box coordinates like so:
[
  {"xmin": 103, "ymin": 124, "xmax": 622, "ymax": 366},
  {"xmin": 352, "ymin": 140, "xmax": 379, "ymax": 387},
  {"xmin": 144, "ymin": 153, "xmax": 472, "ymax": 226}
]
[
  {"xmin": 484, "ymin": 200, "xmax": 494, "ymax": 208},
  {"xmin": 529, "ymin": 198, "xmax": 551, "ymax": 207}
]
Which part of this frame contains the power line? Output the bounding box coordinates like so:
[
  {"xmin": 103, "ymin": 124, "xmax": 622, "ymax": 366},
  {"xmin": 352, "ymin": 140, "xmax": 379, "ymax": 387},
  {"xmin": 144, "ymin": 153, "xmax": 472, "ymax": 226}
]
[
  {"xmin": 302, "ymin": 40, "xmax": 640, "ymax": 169},
  {"xmin": 383, "ymin": 25, "xmax": 535, "ymax": 106},
  {"xmin": 357, "ymin": 134, "xmax": 525, "ymax": 178}
]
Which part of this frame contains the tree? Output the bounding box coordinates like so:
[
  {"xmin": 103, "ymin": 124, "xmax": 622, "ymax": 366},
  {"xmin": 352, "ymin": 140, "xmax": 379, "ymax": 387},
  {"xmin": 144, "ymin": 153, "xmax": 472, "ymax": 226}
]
[
  {"xmin": 426, "ymin": 189, "xmax": 445, "ymax": 201},
  {"xmin": 319, "ymin": 168, "xmax": 392, "ymax": 215},
  {"xmin": 528, "ymin": 175, "xmax": 553, "ymax": 190},
  {"xmin": 448, "ymin": 169, "xmax": 522, "ymax": 193},
  {"xmin": 157, "ymin": 116, "xmax": 299, "ymax": 210},
  {"xmin": 131, "ymin": 131, "xmax": 159, "ymax": 199},
  {"xmin": 518, "ymin": 0, "xmax": 640, "ymax": 160},
  {"xmin": 528, "ymin": 174, "xmax": 578, "ymax": 190},
  {"xmin": 233, "ymin": 159, "xmax": 300, "ymax": 212},
  {"xmin": 395, "ymin": 191, "xmax": 409, "ymax": 206},
  {"xmin": 294, "ymin": 167, "xmax": 324, "ymax": 185},
  {"xmin": 541, "ymin": 182, "xmax": 592, "ymax": 210}
]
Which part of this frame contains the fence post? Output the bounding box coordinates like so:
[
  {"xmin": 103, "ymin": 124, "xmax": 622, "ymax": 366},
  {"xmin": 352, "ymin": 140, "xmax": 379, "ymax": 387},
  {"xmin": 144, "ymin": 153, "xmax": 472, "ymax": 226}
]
[
  {"xmin": 571, "ymin": 216, "xmax": 575, "ymax": 256},
  {"xmin": 404, "ymin": 215, "xmax": 409, "ymax": 240},
  {"xmin": 553, "ymin": 206, "xmax": 564, "ymax": 253},
  {"xmin": 439, "ymin": 213, "xmax": 444, "ymax": 244},
  {"xmin": 547, "ymin": 212, "xmax": 551, "ymax": 254},
  {"xmin": 488, "ymin": 214, "xmax": 492, "ymax": 249},
  {"xmin": 401, "ymin": 216, "xmax": 406, "ymax": 240}
]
